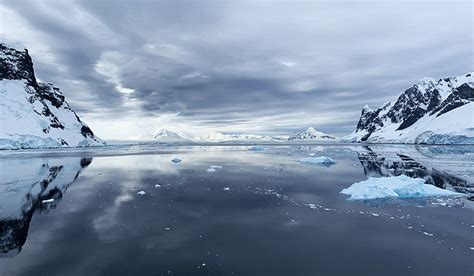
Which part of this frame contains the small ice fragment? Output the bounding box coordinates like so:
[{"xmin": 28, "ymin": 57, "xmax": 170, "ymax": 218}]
[
  {"xmin": 171, "ymin": 158, "xmax": 182, "ymax": 163},
  {"xmin": 423, "ymin": 232, "xmax": 434, "ymax": 237},
  {"xmin": 202, "ymin": 263, "xmax": 206, "ymax": 266},
  {"xmin": 299, "ymin": 156, "xmax": 336, "ymax": 166},
  {"xmin": 42, "ymin": 198, "xmax": 55, "ymax": 203},
  {"xmin": 371, "ymin": 213, "xmax": 379, "ymax": 217},
  {"xmin": 137, "ymin": 191, "xmax": 146, "ymax": 196},
  {"xmin": 210, "ymin": 165, "xmax": 223, "ymax": 169},
  {"xmin": 165, "ymin": 227, "xmax": 171, "ymax": 231},
  {"xmin": 223, "ymin": 187, "xmax": 230, "ymax": 191},
  {"xmin": 155, "ymin": 184, "xmax": 161, "ymax": 188},
  {"xmin": 470, "ymin": 247, "xmax": 474, "ymax": 250},
  {"xmin": 206, "ymin": 168, "xmax": 217, "ymax": 173},
  {"xmin": 248, "ymin": 146, "xmax": 264, "ymax": 151}
]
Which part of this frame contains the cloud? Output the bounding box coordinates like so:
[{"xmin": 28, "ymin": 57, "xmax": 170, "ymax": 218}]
[{"xmin": 1, "ymin": 0, "xmax": 472, "ymax": 139}]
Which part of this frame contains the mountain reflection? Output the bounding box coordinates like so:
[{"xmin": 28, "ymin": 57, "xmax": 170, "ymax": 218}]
[
  {"xmin": 357, "ymin": 146, "xmax": 473, "ymax": 200},
  {"xmin": 0, "ymin": 157, "xmax": 92, "ymax": 257}
]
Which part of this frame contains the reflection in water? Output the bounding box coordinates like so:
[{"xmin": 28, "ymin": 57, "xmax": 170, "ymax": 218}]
[
  {"xmin": 358, "ymin": 146, "xmax": 473, "ymax": 200},
  {"xmin": 0, "ymin": 157, "xmax": 92, "ymax": 257}
]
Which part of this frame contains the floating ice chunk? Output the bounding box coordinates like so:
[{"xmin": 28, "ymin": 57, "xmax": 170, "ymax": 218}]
[
  {"xmin": 423, "ymin": 232, "xmax": 434, "ymax": 237},
  {"xmin": 223, "ymin": 187, "xmax": 230, "ymax": 191},
  {"xmin": 171, "ymin": 158, "xmax": 182, "ymax": 163},
  {"xmin": 154, "ymin": 184, "xmax": 161, "ymax": 188},
  {"xmin": 42, "ymin": 198, "xmax": 55, "ymax": 203},
  {"xmin": 248, "ymin": 146, "xmax": 264, "ymax": 151},
  {"xmin": 299, "ymin": 156, "xmax": 336, "ymax": 166},
  {"xmin": 207, "ymin": 165, "xmax": 223, "ymax": 172},
  {"xmin": 340, "ymin": 175, "xmax": 463, "ymax": 200},
  {"xmin": 137, "ymin": 190, "xmax": 147, "ymax": 196},
  {"xmin": 206, "ymin": 168, "xmax": 217, "ymax": 173}
]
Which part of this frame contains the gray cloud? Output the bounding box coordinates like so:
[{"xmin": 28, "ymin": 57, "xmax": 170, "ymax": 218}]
[{"xmin": 1, "ymin": 0, "xmax": 472, "ymax": 138}]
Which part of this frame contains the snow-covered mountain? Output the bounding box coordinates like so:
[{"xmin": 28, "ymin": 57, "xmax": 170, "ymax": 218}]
[
  {"xmin": 198, "ymin": 132, "xmax": 279, "ymax": 143},
  {"xmin": 344, "ymin": 72, "xmax": 474, "ymax": 144},
  {"xmin": 135, "ymin": 129, "xmax": 279, "ymax": 143},
  {"xmin": 134, "ymin": 128, "xmax": 191, "ymax": 143},
  {"xmin": 0, "ymin": 43, "xmax": 105, "ymax": 149},
  {"xmin": 288, "ymin": 127, "xmax": 339, "ymax": 142}
]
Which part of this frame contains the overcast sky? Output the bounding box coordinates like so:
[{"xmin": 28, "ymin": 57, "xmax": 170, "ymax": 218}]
[{"xmin": 1, "ymin": 0, "xmax": 472, "ymax": 139}]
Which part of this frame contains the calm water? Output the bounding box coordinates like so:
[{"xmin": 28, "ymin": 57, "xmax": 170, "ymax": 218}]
[{"xmin": 0, "ymin": 144, "xmax": 473, "ymax": 275}]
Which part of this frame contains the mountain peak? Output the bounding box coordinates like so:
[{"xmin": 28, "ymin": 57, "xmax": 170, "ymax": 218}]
[{"xmin": 289, "ymin": 127, "xmax": 338, "ymax": 141}]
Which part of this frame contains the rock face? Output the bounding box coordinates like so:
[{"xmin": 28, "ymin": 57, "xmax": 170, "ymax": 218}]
[
  {"xmin": 345, "ymin": 72, "xmax": 474, "ymax": 144},
  {"xmin": 288, "ymin": 127, "xmax": 338, "ymax": 141},
  {"xmin": 0, "ymin": 43, "xmax": 105, "ymax": 149}
]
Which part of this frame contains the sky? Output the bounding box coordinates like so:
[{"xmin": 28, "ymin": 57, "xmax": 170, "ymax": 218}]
[{"xmin": 0, "ymin": 0, "xmax": 472, "ymax": 139}]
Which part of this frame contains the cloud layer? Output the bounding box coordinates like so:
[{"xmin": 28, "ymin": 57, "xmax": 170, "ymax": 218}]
[{"xmin": 1, "ymin": 0, "xmax": 472, "ymax": 139}]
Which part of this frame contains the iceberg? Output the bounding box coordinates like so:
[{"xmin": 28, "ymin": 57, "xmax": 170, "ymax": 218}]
[
  {"xmin": 340, "ymin": 175, "xmax": 463, "ymax": 200},
  {"xmin": 299, "ymin": 156, "xmax": 336, "ymax": 166}
]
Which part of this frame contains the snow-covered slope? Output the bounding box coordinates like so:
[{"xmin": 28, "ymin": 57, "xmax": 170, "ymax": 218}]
[
  {"xmin": 288, "ymin": 127, "xmax": 339, "ymax": 142},
  {"xmin": 135, "ymin": 129, "xmax": 279, "ymax": 143},
  {"xmin": 344, "ymin": 72, "xmax": 474, "ymax": 144},
  {"xmin": 0, "ymin": 43, "xmax": 105, "ymax": 149}
]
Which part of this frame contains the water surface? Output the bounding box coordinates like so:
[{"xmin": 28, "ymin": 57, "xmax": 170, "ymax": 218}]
[{"xmin": 1, "ymin": 145, "xmax": 473, "ymax": 275}]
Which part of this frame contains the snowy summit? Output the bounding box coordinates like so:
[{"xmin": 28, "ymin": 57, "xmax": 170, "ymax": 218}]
[{"xmin": 288, "ymin": 127, "xmax": 339, "ymax": 142}]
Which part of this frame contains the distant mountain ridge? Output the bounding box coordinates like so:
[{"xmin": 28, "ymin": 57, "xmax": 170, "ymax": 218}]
[
  {"xmin": 344, "ymin": 72, "xmax": 474, "ymax": 144},
  {"xmin": 0, "ymin": 42, "xmax": 105, "ymax": 149}
]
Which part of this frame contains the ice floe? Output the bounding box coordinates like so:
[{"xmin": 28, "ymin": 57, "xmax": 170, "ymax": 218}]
[
  {"xmin": 207, "ymin": 165, "xmax": 223, "ymax": 173},
  {"xmin": 340, "ymin": 175, "xmax": 463, "ymax": 200},
  {"xmin": 299, "ymin": 156, "xmax": 336, "ymax": 166},
  {"xmin": 137, "ymin": 191, "xmax": 147, "ymax": 196},
  {"xmin": 248, "ymin": 146, "xmax": 264, "ymax": 151}
]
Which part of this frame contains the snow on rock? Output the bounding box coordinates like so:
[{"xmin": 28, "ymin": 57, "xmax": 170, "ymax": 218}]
[
  {"xmin": 0, "ymin": 43, "xmax": 105, "ymax": 149},
  {"xmin": 299, "ymin": 156, "xmax": 336, "ymax": 166},
  {"xmin": 344, "ymin": 72, "xmax": 474, "ymax": 144},
  {"xmin": 289, "ymin": 127, "xmax": 339, "ymax": 142},
  {"xmin": 340, "ymin": 175, "xmax": 463, "ymax": 200}
]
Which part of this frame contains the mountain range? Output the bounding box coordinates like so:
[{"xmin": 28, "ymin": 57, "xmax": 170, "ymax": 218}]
[
  {"xmin": 1, "ymin": 41, "xmax": 472, "ymax": 149},
  {"xmin": 344, "ymin": 72, "xmax": 473, "ymax": 144}
]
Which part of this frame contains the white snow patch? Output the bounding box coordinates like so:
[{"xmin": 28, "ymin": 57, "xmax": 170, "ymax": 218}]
[
  {"xmin": 41, "ymin": 198, "xmax": 55, "ymax": 203},
  {"xmin": 340, "ymin": 175, "xmax": 463, "ymax": 200}
]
